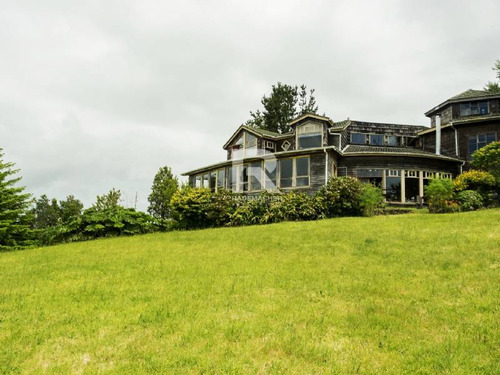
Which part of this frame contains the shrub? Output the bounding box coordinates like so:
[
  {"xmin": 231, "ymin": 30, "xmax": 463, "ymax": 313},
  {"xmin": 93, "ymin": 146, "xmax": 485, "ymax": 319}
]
[
  {"xmin": 359, "ymin": 184, "xmax": 384, "ymax": 217},
  {"xmin": 453, "ymin": 170, "xmax": 497, "ymax": 206},
  {"xmin": 63, "ymin": 207, "xmax": 158, "ymax": 241},
  {"xmin": 471, "ymin": 140, "xmax": 500, "ymax": 182},
  {"xmin": 317, "ymin": 177, "xmax": 364, "ymax": 217},
  {"xmin": 229, "ymin": 194, "xmax": 274, "ymax": 226},
  {"xmin": 425, "ymin": 179, "xmax": 457, "ymax": 213},
  {"xmin": 457, "ymin": 190, "xmax": 483, "ymax": 211},
  {"xmin": 263, "ymin": 192, "xmax": 324, "ymax": 223},
  {"xmin": 170, "ymin": 188, "xmax": 213, "ymax": 229}
]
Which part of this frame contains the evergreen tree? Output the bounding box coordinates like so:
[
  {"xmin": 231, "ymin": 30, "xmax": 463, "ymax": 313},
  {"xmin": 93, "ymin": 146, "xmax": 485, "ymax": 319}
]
[
  {"xmin": 59, "ymin": 195, "xmax": 84, "ymax": 224},
  {"xmin": 32, "ymin": 195, "xmax": 61, "ymax": 229},
  {"xmin": 148, "ymin": 166, "xmax": 179, "ymax": 219},
  {"xmin": 0, "ymin": 148, "xmax": 34, "ymax": 250},
  {"xmin": 484, "ymin": 59, "xmax": 500, "ymax": 93},
  {"xmin": 246, "ymin": 82, "xmax": 319, "ymax": 134}
]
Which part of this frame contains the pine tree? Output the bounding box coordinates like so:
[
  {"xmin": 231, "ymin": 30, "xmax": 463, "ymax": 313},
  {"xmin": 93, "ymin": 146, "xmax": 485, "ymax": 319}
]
[
  {"xmin": 148, "ymin": 166, "xmax": 179, "ymax": 219},
  {"xmin": 0, "ymin": 148, "xmax": 34, "ymax": 250},
  {"xmin": 484, "ymin": 59, "xmax": 500, "ymax": 93}
]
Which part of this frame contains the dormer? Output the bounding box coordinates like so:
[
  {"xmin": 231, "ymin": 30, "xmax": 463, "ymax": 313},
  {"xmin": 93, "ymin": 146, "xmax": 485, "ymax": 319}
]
[
  {"xmin": 288, "ymin": 114, "xmax": 334, "ymax": 150},
  {"xmin": 223, "ymin": 125, "xmax": 283, "ymax": 160}
]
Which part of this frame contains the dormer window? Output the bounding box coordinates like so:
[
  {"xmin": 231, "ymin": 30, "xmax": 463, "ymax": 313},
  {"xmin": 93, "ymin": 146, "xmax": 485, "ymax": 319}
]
[
  {"xmin": 297, "ymin": 123, "xmax": 323, "ymax": 149},
  {"xmin": 460, "ymin": 101, "xmax": 488, "ymax": 117}
]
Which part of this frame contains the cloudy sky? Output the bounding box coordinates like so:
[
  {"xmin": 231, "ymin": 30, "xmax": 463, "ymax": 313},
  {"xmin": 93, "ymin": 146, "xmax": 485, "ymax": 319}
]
[{"xmin": 1, "ymin": 0, "xmax": 499, "ymax": 210}]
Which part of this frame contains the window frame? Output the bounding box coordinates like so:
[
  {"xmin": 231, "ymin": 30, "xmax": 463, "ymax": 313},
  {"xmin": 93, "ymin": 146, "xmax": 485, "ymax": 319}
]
[
  {"xmin": 279, "ymin": 156, "xmax": 311, "ymax": 189},
  {"xmin": 296, "ymin": 122, "xmax": 323, "ymax": 150}
]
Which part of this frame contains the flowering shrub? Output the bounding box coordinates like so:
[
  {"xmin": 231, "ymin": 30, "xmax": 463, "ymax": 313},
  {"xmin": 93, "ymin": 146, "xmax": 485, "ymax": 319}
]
[{"xmin": 453, "ymin": 170, "xmax": 497, "ymax": 206}]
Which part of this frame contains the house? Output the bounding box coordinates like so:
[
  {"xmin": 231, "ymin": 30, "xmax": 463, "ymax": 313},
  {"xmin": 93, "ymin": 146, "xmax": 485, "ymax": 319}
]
[
  {"xmin": 418, "ymin": 89, "xmax": 500, "ymax": 166},
  {"xmin": 182, "ymin": 90, "xmax": 499, "ymax": 204}
]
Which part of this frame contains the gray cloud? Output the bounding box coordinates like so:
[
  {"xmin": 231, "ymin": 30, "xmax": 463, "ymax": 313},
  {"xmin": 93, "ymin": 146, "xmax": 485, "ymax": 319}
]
[{"xmin": 1, "ymin": 0, "xmax": 499, "ymax": 210}]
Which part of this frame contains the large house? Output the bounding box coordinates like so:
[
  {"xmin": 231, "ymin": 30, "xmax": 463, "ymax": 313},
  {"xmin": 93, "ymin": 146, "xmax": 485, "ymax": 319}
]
[{"xmin": 183, "ymin": 90, "xmax": 499, "ymax": 204}]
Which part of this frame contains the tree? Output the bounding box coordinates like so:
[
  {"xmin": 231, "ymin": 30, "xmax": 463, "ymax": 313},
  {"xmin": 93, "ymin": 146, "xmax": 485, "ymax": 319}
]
[
  {"xmin": 148, "ymin": 166, "xmax": 179, "ymax": 219},
  {"xmin": 32, "ymin": 195, "xmax": 60, "ymax": 229},
  {"xmin": 471, "ymin": 141, "xmax": 500, "ymax": 182},
  {"xmin": 60, "ymin": 195, "xmax": 84, "ymax": 224},
  {"xmin": 484, "ymin": 59, "xmax": 500, "ymax": 93},
  {"xmin": 0, "ymin": 148, "xmax": 34, "ymax": 250},
  {"xmin": 246, "ymin": 82, "xmax": 319, "ymax": 134},
  {"xmin": 93, "ymin": 188, "xmax": 122, "ymax": 211}
]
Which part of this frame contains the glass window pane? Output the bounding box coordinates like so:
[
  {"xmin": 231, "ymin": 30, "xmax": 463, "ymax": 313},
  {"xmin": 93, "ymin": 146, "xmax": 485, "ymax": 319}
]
[
  {"xmin": 229, "ymin": 166, "xmax": 237, "ymax": 191},
  {"xmin": 298, "ymin": 134, "xmax": 322, "ymax": 149},
  {"xmin": 486, "ymin": 133, "xmax": 496, "ymax": 143},
  {"xmin": 479, "ymin": 101, "xmax": 489, "ymax": 115},
  {"xmin": 280, "ymin": 159, "xmax": 293, "ymax": 188},
  {"xmin": 240, "ymin": 165, "xmax": 248, "ymax": 191},
  {"xmin": 195, "ymin": 175, "xmax": 201, "ymax": 188},
  {"xmin": 460, "ymin": 103, "xmax": 471, "ymax": 116},
  {"xmin": 265, "ymin": 160, "xmax": 277, "ymax": 190},
  {"xmin": 370, "ymin": 134, "xmax": 384, "ymax": 145},
  {"xmin": 202, "ymin": 174, "xmax": 209, "ymax": 188},
  {"xmin": 249, "ymin": 162, "xmax": 262, "ymax": 191},
  {"xmin": 296, "ymin": 177, "xmax": 309, "ymax": 187},
  {"xmin": 296, "ymin": 157, "xmax": 309, "ymax": 177},
  {"xmin": 351, "ymin": 133, "xmax": 366, "ymax": 144},
  {"xmin": 217, "ymin": 169, "xmax": 225, "ymax": 189},
  {"xmin": 387, "ymin": 136, "xmax": 399, "ymax": 146},
  {"xmin": 210, "ymin": 172, "xmax": 216, "ymax": 192}
]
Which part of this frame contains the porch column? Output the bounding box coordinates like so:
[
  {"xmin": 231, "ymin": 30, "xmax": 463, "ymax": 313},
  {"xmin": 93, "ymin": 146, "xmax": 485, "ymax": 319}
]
[
  {"xmin": 381, "ymin": 169, "xmax": 387, "ymax": 201},
  {"xmin": 418, "ymin": 171, "xmax": 424, "ymax": 201},
  {"xmin": 400, "ymin": 170, "xmax": 406, "ymax": 203}
]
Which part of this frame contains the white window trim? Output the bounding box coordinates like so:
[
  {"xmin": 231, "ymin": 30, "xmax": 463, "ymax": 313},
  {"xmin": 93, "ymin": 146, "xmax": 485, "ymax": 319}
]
[
  {"xmin": 296, "ymin": 123, "xmax": 323, "ymax": 149},
  {"xmin": 278, "ymin": 156, "xmax": 311, "ymax": 189}
]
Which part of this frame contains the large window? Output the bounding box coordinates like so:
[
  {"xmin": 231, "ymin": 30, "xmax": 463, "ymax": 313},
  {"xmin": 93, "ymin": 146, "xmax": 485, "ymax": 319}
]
[
  {"xmin": 279, "ymin": 157, "xmax": 310, "ymax": 188},
  {"xmin": 249, "ymin": 161, "xmax": 262, "ymax": 191},
  {"xmin": 228, "ymin": 166, "xmax": 237, "ymax": 191},
  {"xmin": 468, "ymin": 133, "xmax": 496, "ymax": 159},
  {"xmin": 297, "ymin": 123, "xmax": 323, "ymax": 149},
  {"xmin": 280, "ymin": 159, "xmax": 293, "ymax": 188},
  {"xmin": 231, "ymin": 131, "xmax": 258, "ymax": 159},
  {"xmin": 369, "ymin": 134, "xmax": 384, "ymax": 146},
  {"xmin": 351, "ymin": 133, "xmax": 366, "ymax": 144},
  {"xmin": 209, "ymin": 171, "xmax": 216, "ymax": 192},
  {"xmin": 217, "ymin": 169, "xmax": 225, "ymax": 190},
  {"xmin": 264, "ymin": 160, "xmax": 277, "ymax": 190},
  {"xmin": 295, "ymin": 157, "xmax": 309, "ymax": 186},
  {"xmin": 460, "ymin": 101, "xmax": 489, "ymax": 116},
  {"xmin": 240, "ymin": 165, "xmax": 248, "ymax": 191},
  {"xmin": 387, "ymin": 135, "xmax": 400, "ymax": 146}
]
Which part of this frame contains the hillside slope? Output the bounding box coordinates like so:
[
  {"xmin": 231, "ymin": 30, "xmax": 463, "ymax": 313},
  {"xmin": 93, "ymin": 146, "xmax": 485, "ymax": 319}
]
[{"xmin": 1, "ymin": 210, "xmax": 499, "ymax": 374}]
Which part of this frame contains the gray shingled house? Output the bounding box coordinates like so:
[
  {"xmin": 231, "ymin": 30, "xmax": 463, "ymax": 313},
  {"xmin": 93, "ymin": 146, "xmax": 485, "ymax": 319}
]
[{"xmin": 183, "ymin": 90, "xmax": 499, "ymax": 204}]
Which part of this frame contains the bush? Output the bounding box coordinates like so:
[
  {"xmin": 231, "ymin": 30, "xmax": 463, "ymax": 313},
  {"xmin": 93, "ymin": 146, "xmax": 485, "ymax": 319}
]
[
  {"xmin": 471, "ymin": 140, "xmax": 500, "ymax": 182},
  {"xmin": 453, "ymin": 170, "xmax": 497, "ymax": 206},
  {"xmin": 63, "ymin": 207, "xmax": 158, "ymax": 241},
  {"xmin": 317, "ymin": 177, "xmax": 364, "ymax": 217},
  {"xmin": 263, "ymin": 193, "xmax": 324, "ymax": 224},
  {"xmin": 359, "ymin": 184, "xmax": 384, "ymax": 217},
  {"xmin": 457, "ymin": 190, "xmax": 483, "ymax": 211},
  {"xmin": 425, "ymin": 179, "xmax": 457, "ymax": 213}
]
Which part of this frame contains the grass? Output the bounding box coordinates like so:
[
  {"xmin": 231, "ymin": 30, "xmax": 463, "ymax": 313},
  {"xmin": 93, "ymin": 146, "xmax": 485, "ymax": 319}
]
[{"xmin": 1, "ymin": 209, "xmax": 499, "ymax": 374}]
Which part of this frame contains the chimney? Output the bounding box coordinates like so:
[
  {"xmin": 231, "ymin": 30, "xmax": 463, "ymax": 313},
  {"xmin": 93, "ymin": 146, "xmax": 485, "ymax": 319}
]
[{"xmin": 435, "ymin": 114, "xmax": 441, "ymax": 155}]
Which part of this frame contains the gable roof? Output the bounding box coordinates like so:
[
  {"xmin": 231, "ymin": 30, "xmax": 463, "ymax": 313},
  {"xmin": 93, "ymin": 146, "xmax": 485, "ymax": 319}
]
[
  {"xmin": 425, "ymin": 89, "xmax": 500, "ymax": 117},
  {"xmin": 222, "ymin": 125, "xmax": 292, "ymax": 149},
  {"xmin": 288, "ymin": 113, "xmax": 335, "ymax": 127}
]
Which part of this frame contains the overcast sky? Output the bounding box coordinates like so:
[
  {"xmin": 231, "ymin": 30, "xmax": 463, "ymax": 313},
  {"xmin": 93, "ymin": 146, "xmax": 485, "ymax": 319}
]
[{"xmin": 1, "ymin": 0, "xmax": 499, "ymax": 210}]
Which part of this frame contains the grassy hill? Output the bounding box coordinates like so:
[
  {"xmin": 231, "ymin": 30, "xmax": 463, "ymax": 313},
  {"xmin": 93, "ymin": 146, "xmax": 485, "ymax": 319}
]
[{"xmin": 1, "ymin": 209, "xmax": 499, "ymax": 374}]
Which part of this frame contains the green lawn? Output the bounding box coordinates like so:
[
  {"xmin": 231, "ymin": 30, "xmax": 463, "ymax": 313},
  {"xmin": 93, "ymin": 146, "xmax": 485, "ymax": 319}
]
[{"xmin": 1, "ymin": 210, "xmax": 499, "ymax": 374}]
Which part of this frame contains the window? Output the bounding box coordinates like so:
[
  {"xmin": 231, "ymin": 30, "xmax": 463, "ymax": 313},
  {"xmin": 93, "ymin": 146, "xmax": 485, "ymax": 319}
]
[
  {"xmin": 387, "ymin": 135, "xmax": 400, "ymax": 146},
  {"xmin": 460, "ymin": 101, "xmax": 489, "ymax": 116},
  {"xmin": 202, "ymin": 174, "xmax": 209, "ymax": 188},
  {"xmin": 281, "ymin": 140, "xmax": 291, "ymax": 151},
  {"xmin": 297, "ymin": 123, "xmax": 322, "ymax": 149},
  {"xmin": 351, "ymin": 133, "xmax": 366, "ymax": 144},
  {"xmin": 244, "ymin": 133, "xmax": 258, "ymax": 157},
  {"xmin": 228, "ymin": 166, "xmax": 237, "ymax": 191},
  {"xmin": 295, "ymin": 157, "xmax": 310, "ymax": 186},
  {"xmin": 240, "ymin": 165, "xmax": 248, "ymax": 191},
  {"xmin": 249, "ymin": 161, "xmax": 262, "ymax": 191},
  {"xmin": 217, "ymin": 169, "xmax": 225, "ymax": 190},
  {"xmin": 209, "ymin": 171, "xmax": 216, "ymax": 192},
  {"xmin": 387, "ymin": 170, "xmax": 400, "ymax": 177},
  {"xmin": 264, "ymin": 160, "xmax": 277, "ymax": 190},
  {"xmin": 279, "ymin": 157, "xmax": 310, "ymax": 188},
  {"xmin": 369, "ymin": 134, "xmax": 384, "ymax": 146},
  {"xmin": 406, "ymin": 170, "xmax": 418, "ymax": 178},
  {"xmin": 468, "ymin": 133, "xmax": 496, "ymax": 159},
  {"xmin": 440, "ymin": 173, "xmax": 452, "ymax": 179},
  {"xmin": 195, "ymin": 175, "xmax": 201, "ymax": 188},
  {"xmin": 280, "ymin": 159, "xmax": 293, "ymax": 188}
]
